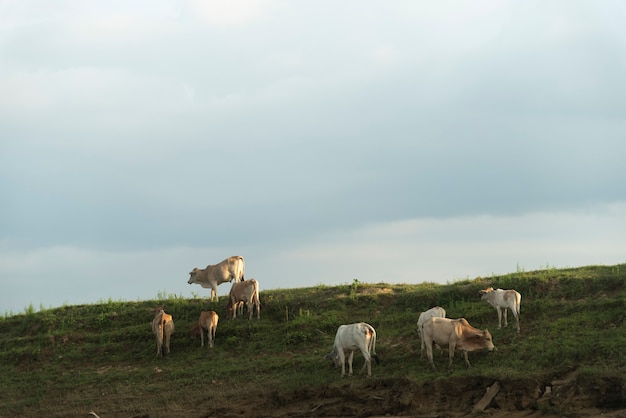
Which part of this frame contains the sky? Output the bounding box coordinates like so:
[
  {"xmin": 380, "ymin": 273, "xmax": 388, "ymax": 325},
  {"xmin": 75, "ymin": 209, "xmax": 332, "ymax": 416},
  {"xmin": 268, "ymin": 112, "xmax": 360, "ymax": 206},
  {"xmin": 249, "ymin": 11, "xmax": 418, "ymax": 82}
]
[{"xmin": 1, "ymin": 0, "xmax": 625, "ymax": 314}]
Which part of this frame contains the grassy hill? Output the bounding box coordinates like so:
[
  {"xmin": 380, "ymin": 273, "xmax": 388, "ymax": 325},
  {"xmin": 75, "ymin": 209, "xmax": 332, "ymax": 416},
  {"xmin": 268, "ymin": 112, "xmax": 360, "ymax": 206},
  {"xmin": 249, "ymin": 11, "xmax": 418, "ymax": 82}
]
[{"xmin": 1, "ymin": 264, "xmax": 625, "ymax": 417}]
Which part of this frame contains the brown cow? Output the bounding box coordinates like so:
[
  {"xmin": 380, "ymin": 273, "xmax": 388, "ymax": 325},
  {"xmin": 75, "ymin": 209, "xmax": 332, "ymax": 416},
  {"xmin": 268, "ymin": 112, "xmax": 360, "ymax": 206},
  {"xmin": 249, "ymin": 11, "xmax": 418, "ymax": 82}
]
[
  {"xmin": 187, "ymin": 256, "xmax": 245, "ymax": 301},
  {"xmin": 190, "ymin": 311, "xmax": 219, "ymax": 349},
  {"xmin": 152, "ymin": 307, "xmax": 175, "ymax": 357},
  {"xmin": 226, "ymin": 279, "xmax": 260, "ymax": 320},
  {"xmin": 422, "ymin": 317, "xmax": 494, "ymax": 370}
]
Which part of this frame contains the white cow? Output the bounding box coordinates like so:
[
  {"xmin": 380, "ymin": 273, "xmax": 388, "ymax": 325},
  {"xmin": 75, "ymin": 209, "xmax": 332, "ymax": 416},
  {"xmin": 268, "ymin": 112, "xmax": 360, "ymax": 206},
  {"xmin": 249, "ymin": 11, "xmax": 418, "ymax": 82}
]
[
  {"xmin": 324, "ymin": 322, "xmax": 379, "ymax": 377},
  {"xmin": 422, "ymin": 317, "xmax": 494, "ymax": 370},
  {"xmin": 187, "ymin": 256, "xmax": 245, "ymax": 301},
  {"xmin": 417, "ymin": 306, "xmax": 446, "ymax": 357},
  {"xmin": 152, "ymin": 307, "xmax": 175, "ymax": 357},
  {"xmin": 226, "ymin": 279, "xmax": 260, "ymax": 320},
  {"xmin": 190, "ymin": 311, "xmax": 219, "ymax": 349},
  {"xmin": 479, "ymin": 287, "xmax": 522, "ymax": 331}
]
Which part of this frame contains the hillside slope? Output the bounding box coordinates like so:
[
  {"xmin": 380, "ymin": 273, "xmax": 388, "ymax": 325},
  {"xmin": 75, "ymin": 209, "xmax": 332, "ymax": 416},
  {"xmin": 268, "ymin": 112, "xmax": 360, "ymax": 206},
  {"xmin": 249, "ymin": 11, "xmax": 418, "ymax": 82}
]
[{"xmin": 1, "ymin": 264, "xmax": 625, "ymax": 417}]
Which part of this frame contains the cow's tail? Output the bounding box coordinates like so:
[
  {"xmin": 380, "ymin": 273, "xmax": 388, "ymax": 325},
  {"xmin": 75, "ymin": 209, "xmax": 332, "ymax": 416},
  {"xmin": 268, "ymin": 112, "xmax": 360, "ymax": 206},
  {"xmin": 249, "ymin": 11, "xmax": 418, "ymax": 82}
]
[
  {"xmin": 238, "ymin": 256, "xmax": 245, "ymax": 281},
  {"xmin": 253, "ymin": 279, "xmax": 261, "ymax": 317},
  {"xmin": 160, "ymin": 317, "xmax": 167, "ymax": 355},
  {"xmin": 516, "ymin": 292, "xmax": 522, "ymax": 315},
  {"xmin": 369, "ymin": 325, "xmax": 380, "ymax": 365}
]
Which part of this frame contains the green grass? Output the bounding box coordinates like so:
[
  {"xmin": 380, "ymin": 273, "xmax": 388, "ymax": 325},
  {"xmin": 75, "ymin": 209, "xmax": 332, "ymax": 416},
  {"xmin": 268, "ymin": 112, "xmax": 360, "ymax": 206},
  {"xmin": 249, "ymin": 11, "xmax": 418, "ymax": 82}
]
[{"xmin": 0, "ymin": 263, "xmax": 624, "ymax": 416}]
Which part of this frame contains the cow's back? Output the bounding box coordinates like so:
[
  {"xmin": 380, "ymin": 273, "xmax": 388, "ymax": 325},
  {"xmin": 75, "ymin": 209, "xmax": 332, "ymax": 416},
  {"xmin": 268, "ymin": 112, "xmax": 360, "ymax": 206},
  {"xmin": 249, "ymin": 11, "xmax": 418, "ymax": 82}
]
[
  {"xmin": 335, "ymin": 323, "xmax": 371, "ymax": 350},
  {"xmin": 418, "ymin": 306, "xmax": 446, "ymax": 328},
  {"xmin": 228, "ymin": 255, "xmax": 245, "ymax": 282},
  {"xmin": 423, "ymin": 317, "xmax": 460, "ymax": 346},
  {"xmin": 203, "ymin": 258, "xmax": 234, "ymax": 285},
  {"xmin": 230, "ymin": 279, "xmax": 257, "ymax": 301}
]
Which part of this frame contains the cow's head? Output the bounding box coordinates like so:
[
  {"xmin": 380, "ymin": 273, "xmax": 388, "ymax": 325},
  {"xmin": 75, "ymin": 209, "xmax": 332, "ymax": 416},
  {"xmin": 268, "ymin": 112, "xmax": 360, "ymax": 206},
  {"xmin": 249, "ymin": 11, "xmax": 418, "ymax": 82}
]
[
  {"xmin": 481, "ymin": 329, "xmax": 495, "ymax": 351},
  {"xmin": 190, "ymin": 324, "xmax": 201, "ymax": 339},
  {"xmin": 479, "ymin": 287, "xmax": 494, "ymax": 300},
  {"xmin": 188, "ymin": 268, "xmax": 199, "ymax": 284},
  {"xmin": 324, "ymin": 350, "xmax": 340, "ymax": 368},
  {"xmin": 225, "ymin": 301, "xmax": 236, "ymax": 319}
]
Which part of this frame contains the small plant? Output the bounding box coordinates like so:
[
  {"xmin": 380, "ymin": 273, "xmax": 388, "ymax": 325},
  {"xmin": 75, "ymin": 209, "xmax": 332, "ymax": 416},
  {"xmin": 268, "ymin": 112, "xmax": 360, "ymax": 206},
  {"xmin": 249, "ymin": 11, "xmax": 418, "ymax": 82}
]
[
  {"xmin": 349, "ymin": 278, "xmax": 359, "ymax": 299},
  {"xmin": 24, "ymin": 303, "xmax": 35, "ymax": 315}
]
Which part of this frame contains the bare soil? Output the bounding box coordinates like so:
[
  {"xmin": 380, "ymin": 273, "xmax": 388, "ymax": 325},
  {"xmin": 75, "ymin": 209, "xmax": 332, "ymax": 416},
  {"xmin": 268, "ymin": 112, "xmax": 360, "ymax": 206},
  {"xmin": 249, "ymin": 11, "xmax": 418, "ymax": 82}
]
[
  {"xmin": 20, "ymin": 370, "xmax": 626, "ymax": 418},
  {"xmin": 179, "ymin": 370, "xmax": 625, "ymax": 418}
]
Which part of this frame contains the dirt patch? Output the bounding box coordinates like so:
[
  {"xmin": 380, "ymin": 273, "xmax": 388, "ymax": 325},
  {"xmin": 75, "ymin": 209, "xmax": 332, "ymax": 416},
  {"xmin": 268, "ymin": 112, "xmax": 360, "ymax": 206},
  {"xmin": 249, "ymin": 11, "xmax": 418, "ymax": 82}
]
[
  {"xmin": 31, "ymin": 366, "xmax": 626, "ymax": 417},
  {"xmin": 180, "ymin": 371, "xmax": 626, "ymax": 418}
]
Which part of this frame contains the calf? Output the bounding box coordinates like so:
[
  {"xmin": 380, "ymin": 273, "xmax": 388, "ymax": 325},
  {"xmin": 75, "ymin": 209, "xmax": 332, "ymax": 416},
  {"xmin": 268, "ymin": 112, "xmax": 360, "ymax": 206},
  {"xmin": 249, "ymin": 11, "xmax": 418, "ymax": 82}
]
[
  {"xmin": 226, "ymin": 279, "xmax": 260, "ymax": 320},
  {"xmin": 191, "ymin": 311, "xmax": 219, "ymax": 349},
  {"xmin": 324, "ymin": 322, "xmax": 380, "ymax": 377},
  {"xmin": 152, "ymin": 307, "xmax": 175, "ymax": 357},
  {"xmin": 479, "ymin": 287, "xmax": 522, "ymax": 331},
  {"xmin": 422, "ymin": 317, "xmax": 494, "ymax": 370}
]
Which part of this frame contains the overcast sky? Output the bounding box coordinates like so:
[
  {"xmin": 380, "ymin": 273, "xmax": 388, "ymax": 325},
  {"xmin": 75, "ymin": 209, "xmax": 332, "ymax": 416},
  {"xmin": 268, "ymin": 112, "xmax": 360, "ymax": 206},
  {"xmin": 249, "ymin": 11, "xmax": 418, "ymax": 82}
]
[{"xmin": 1, "ymin": 1, "xmax": 625, "ymax": 314}]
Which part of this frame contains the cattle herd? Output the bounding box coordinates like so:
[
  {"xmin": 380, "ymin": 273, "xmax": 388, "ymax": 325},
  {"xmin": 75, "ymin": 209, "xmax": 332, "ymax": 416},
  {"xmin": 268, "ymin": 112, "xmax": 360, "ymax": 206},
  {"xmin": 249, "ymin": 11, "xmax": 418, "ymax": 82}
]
[{"xmin": 151, "ymin": 255, "xmax": 523, "ymax": 376}]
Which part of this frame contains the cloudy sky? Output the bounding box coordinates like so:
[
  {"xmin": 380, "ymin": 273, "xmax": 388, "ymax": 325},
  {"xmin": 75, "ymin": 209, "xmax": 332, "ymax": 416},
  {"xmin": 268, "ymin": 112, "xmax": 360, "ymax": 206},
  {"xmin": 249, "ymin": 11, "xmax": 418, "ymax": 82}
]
[{"xmin": 1, "ymin": 0, "xmax": 625, "ymax": 314}]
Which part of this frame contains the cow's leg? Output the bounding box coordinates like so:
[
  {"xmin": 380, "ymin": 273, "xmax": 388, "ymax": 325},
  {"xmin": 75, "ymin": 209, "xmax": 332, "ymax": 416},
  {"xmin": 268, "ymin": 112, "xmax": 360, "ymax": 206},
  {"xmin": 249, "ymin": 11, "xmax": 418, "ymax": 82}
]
[
  {"xmin": 231, "ymin": 298, "xmax": 237, "ymax": 320},
  {"xmin": 247, "ymin": 301, "xmax": 253, "ymax": 320},
  {"xmin": 496, "ymin": 308, "xmax": 503, "ymax": 329},
  {"xmin": 426, "ymin": 339, "xmax": 436, "ymax": 370},
  {"xmin": 156, "ymin": 327, "xmax": 163, "ymax": 357},
  {"xmin": 165, "ymin": 333, "xmax": 170, "ymax": 355},
  {"xmin": 462, "ymin": 350, "xmax": 471, "ymax": 368},
  {"xmin": 503, "ymin": 307, "xmax": 509, "ymax": 328},
  {"xmin": 338, "ymin": 351, "xmax": 346, "ymax": 377},
  {"xmin": 360, "ymin": 349, "xmax": 372, "ymax": 376},
  {"xmin": 200, "ymin": 327, "xmax": 205, "ymax": 347},
  {"xmin": 256, "ymin": 299, "xmax": 261, "ymax": 319},
  {"xmin": 448, "ymin": 341, "xmax": 456, "ymax": 369},
  {"xmin": 513, "ymin": 308, "xmax": 520, "ymax": 331},
  {"xmin": 347, "ymin": 351, "xmax": 354, "ymax": 376}
]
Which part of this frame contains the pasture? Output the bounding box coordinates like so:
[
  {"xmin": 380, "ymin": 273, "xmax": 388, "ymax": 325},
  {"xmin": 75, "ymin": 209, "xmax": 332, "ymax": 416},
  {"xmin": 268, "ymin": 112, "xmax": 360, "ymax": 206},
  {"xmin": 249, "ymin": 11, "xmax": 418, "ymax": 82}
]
[{"xmin": 0, "ymin": 264, "xmax": 624, "ymax": 417}]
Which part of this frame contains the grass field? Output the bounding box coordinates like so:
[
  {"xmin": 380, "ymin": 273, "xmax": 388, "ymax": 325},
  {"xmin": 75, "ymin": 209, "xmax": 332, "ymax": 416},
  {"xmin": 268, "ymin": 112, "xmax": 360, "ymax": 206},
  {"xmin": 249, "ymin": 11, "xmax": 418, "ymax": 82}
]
[{"xmin": 1, "ymin": 263, "xmax": 624, "ymax": 417}]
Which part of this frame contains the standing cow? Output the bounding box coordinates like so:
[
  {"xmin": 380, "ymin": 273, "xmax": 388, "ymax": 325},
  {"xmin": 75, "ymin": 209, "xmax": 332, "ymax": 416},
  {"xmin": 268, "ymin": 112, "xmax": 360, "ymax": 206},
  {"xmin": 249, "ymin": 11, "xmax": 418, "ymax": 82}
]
[
  {"xmin": 190, "ymin": 311, "xmax": 219, "ymax": 349},
  {"xmin": 187, "ymin": 256, "xmax": 245, "ymax": 301},
  {"xmin": 479, "ymin": 287, "xmax": 522, "ymax": 332},
  {"xmin": 152, "ymin": 307, "xmax": 175, "ymax": 357},
  {"xmin": 422, "ymin": 317, "xmax": 494, "ymax": 370},
  {"xmin": 324, "ymin": 322, "xmax": 380, "ymax": 377},
  {"xmin": 417, "ymin": 306, "xmax": 446, "ymax": 357},
  {"xmin": 226, "ymin": 279, "xmax": 260, "ymax": 320}
]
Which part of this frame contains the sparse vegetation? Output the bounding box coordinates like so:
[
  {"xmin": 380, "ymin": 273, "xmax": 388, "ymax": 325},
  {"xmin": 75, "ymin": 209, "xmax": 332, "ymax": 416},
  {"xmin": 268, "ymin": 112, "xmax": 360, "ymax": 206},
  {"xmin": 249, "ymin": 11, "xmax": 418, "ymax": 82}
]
[{"xmin": 0, "ymin": 264, "xmax": 624, "ymax": 417}]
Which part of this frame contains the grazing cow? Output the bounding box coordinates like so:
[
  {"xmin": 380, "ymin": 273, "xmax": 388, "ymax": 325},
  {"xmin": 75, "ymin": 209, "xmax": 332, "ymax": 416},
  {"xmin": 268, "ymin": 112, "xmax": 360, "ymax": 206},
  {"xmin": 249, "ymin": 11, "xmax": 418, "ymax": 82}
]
[
  {"xmin": 187, "ymin": 256, "xmax": 245, "ymax": 301},
  {"xmin": 417, "ymin": 306, "xmax": 446, "ymax": 357},
  {"xmin": 422, "ymin": 317, "xmax": 494, "ymax": 370},
  {"xmin": 152, "ymin": 307, "xmax": 175, "ymax": 357},
  {"xmin": 226, "ymin": 279, "xmax": 260, "ymax": 320},
  {"xmin": 479, "ymin": 287, "xmax": 522, "ymax": 331},
  {"xmin": 324, "ymin": 322, "xmax": 380, "ymax": 377},
  {"xmin": 190, "ymin": 311, "xmax": 219, "ymax": 349}
]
